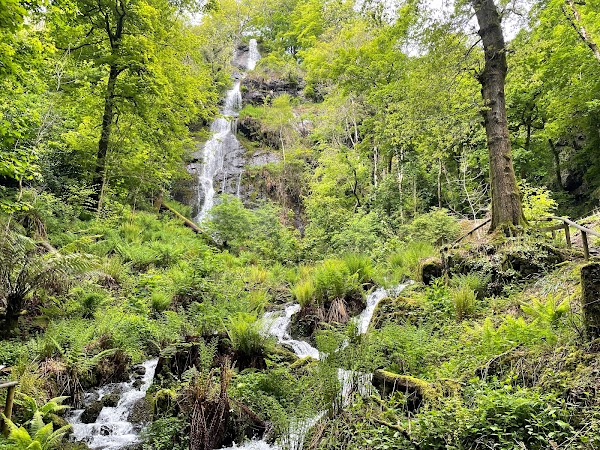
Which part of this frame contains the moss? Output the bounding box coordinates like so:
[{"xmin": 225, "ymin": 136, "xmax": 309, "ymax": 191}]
[
  {"xmin": 370, "ymin": 296, "xmax": 425, "ymax": 330},
  {"xmin": 372, "ymin": 369, "xmax": 437, "ymax": 411}
]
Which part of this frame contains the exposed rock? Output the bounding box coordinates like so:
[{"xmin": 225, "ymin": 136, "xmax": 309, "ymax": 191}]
[
  {"xmin": 80, "ymin": 400, "xmax": 103, "ymax": 424},
  {"xmin": 132, "ymin": 365, "xmax": 146, "ymax": 376},
  {"xmin": 128, "ymin": 397, "xmax": 153, "ymax": 424},
  {"xmin": 102, "ymin": 393, "xmax": 120, "ymax": 407},
  {"xmin": 419, "ymin": 257, "xmax": 443, "ymax": 285},
  {"xmin": 132, "ymin": 379, "xmax": 144, "ymax": 390},
  {"xmin": 582, "ymin": 262, "xmax": 600, "ymax": 341},
  {"xmin": 241, "ymin": 77, "xmax": 305, "ymax": 106},
  {"xmin": 372, "ymin": 370, "xmax": 434, "ymax": 411},
  {"xmin": 100, "ymin": 425, "xmax": 111, "ymax": 436}
]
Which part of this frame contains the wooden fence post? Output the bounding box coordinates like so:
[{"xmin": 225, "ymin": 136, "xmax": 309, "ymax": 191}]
[
  {"xmin": 582, "ymin": 231, "xmax": 590, "ymax": 260},
  {"xmin": 563, "ymin": 223, "xmax": 572, "ymax": 248},
  {"xmin": 1, "ymin": 381, "xmax": 18, "ymax": 437}
]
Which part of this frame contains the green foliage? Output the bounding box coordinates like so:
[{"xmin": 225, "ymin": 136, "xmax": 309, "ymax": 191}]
[
  {"xmin": 521, "ymin": 182, "xmax": 558, "ymax": 222},
  {"xmin": 2, "ymin": 411, "xmax": 71, "ymax": 450},
  {"xmin": 150, "ymin": 291, "xmax": 173, "ymax": 313},
  {"xmin": 403, "ymin": 208, "xmax": 461, "ymax": 245},
  {"xmin": 227, "ymin": 313, "xmax": 272, "ymax": 358},
  {"xmin": 142, "ymin": 417, "xmax": 189, "ymax": 450},
  {"xmin": 451, "ymin": 286, "xmax": 476, "ymax": 322},
  {"xmin": 388, "ymin": 241, "xmax": 435, "ymax": 281},
  {"xmin": 521, "ymin": 294, "xmax": 570, "ymax": 327}
]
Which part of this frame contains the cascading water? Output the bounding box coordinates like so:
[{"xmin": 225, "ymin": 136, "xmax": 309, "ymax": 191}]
[
  {"xmin": 69, "ymin": 359, "xmax": 159, "ymax": 450},
  {"xmin": 222, "ymin": 284, "xmax": 408, "ymax": 450},
  {"xmin": 191, "ymin": 39, "xmax": 261, "ymax": 222}
]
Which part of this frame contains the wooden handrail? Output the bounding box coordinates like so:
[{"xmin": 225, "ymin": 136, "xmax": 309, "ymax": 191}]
[
  {"xmin": 441, "ymin": 215, "xmax": 597, "ymax": 261},
  {"xmin": 442, "ymin": 218, "xmax": 491, "ymax": 252},
  {"xmin": 0, "ymin": 380, "xmax": 18, "ymax": 436},
  {"xmin": 539, "ymin": 216, "xmax": 600, "ymax": 238}
]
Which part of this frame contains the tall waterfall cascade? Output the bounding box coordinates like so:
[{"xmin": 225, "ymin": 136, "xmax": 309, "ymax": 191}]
[
  {"xmin": 190, "ymin": 39, "xmax": 261, "ymax": 223},
  {"xmin": 221, "ymin": 284, "xmax": 408, "ymax": 450}
]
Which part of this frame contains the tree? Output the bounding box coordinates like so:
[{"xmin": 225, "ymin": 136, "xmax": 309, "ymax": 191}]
[
  {"xmin": 472, "ymin": 0, "xmax": 525, "ymax": 231},
  {"xmin": 48, "ymin": 0, "xmax": 206, "ymax": 210}
]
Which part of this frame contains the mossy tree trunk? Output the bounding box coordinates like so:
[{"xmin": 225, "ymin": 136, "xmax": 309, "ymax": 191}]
[
  {"xmin": 472, "ymin": 0, "xmax": 525, "ymax": 232},
  {"xmin": 581, "ymin": 263, "xmax": 600, "ymax": 341}
]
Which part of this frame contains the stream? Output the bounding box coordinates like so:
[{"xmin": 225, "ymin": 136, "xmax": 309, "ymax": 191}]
[
  {"xmin": 69, "ymin": 359, "xmax": 159, "ymax": 449},
  {"xmin": 222, "ymin": 283, "xmax": 408, "ymax": 450}
]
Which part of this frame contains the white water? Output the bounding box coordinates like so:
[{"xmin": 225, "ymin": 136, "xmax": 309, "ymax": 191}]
[
  {"xmin": 193, "ymin": 39, "xmax": 261, "ymax": 222},
  {"xmin": 264, "ymin": 304, "xmax": 320, "ymax": 360},
  {"xmin": 70, "ymin": 359, "xmax": 159, "ymax": 450},
  {"xmin": 226, "ymin": 284, "xmax": 408, "ymax": 450}
]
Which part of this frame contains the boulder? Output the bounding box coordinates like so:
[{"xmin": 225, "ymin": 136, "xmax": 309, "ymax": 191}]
[
  {"xmin": 370, "ymin": 296, "xmax": 425, "ymax": 330},
  {"xmin": 419, "ymin": 257, "xmax": 443, "ymax": 285},
  {"xmin": 102, "ymin": 393, "xmax": 120, "ymax": 407},
  {"xmin": 128, "ymin": 397, "xmax": 152, "ymax": 424},
  {"xmin": 80, "ymin": 400, "xmax": 103, "ymax": 424}
]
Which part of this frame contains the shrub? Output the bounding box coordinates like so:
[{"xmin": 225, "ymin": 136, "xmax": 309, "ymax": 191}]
[
  {"xmin": 151, "ymin": 291, "xmax": 173, "ymax": 313},
  {"xmin": 404, "ymin": 208, "xmax": 461, "ymax": 245},
  {"xmin": 452, "ymin": 286, "xmax": 476, "ymax": 321},
  {"xmin": 291, "ymin": 279, "xmax": 316, "ymax": 307},
  {"xmin": 227, "ymin": 313, "xmax": 272, "ymax": 358},
  {"xmin": 388, "ymin": 241, "xmax": 435, "ymax": 281},
  {"xmin": 312, "ymin": 259, "xmax": 360, "ymax": 305},
  {"xmin": 342, "ymin": 254, "xmax": 374, "ymax": 285},
  {"xmin": 142, "ymin": 417, "xmax": 189, "ymax": 450},
  {"xmin": 449, "ymin": 273, "xmax": 489, "ymax": 300}
]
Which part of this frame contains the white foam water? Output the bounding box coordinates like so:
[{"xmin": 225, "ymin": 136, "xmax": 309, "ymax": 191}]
[
  {"xmin": 228, "ymin": 284, "xmax": 408, "ymax": 449},
  {"xmin": 193, "ymin": 39, "xmax": 261, "ymax": 222},
  {"xmin": 69, "ymin": 359, "xmax": 158, "ymax": 450}
]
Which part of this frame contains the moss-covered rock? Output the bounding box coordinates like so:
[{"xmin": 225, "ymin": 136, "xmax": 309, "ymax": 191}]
[
  {"xmin": 153, "ymin": 388, "xmax": 177, "ymax": 419},
  {"xmin": 80, "ymin": 400, "xmax": 103, "ymax": 424},
  {"xmin": 128, "ymin": 396, "xmax": 152, "ymax": 424},
  {"xmin": 419, "ymin": 257, "xmax": 444, "ymax": 285},
  {"xmin": 102, "ymin": 393, "xmax": 120, "ymax": 407},
  {"xmin": 372, "ymin": 370, "xmax": 435, "ymax": 411},
  {"xmin": 370, "ymin": 296, "xmax": 425, "ymax": 330}
]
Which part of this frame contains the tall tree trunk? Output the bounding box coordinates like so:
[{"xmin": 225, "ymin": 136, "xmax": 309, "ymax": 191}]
[
  {"xmin": 563, "ymin": 0, "xmax": 600, "ymax": 62},
  {"xmin": 91, "ymin": 64, "xmax": 120, "ymax": 210},
  {"xmin": 549, "ymin": 139, "xmax": 564, "ymax": 190},
  {"xmin": 472, "ymin": 0, "xmax": 524, "ymax": 231}
]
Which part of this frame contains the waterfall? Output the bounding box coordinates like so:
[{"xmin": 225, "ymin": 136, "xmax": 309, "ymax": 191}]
[
  {"xmin": 223, "ymin": 284, "xmax": 408, "ymax": 450},
  {"xmin": 192, "ymin": 39, "xmax": 261, "ymax": 223},
  {"xmin": 69, "ymin": 359, "xmax": 159, "ymax": 450}
]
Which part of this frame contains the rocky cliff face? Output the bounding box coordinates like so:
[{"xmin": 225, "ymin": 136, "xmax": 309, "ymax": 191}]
[{"xmin": 241, "ymin": 76, "xmax": 305, "ymax": 106}]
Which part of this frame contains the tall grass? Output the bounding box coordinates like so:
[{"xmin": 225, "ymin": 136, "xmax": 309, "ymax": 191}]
[{"xmin": 388, "ymin": 241, "xmax": 435, "ymax": 281}]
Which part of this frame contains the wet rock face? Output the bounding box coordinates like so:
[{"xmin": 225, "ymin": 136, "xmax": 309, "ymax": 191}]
[
  {"xmin": 102, "ymin": 393, "xmax": 120, "ymax": 407},
  {"xmin": 80, "ymin": 400, "xmax": 103, "ymax": 424},
  {"xmin": 241, "ymin": 77, "xmax": 305, "ymax": 106},
  {"xmin": 127, "ymin": 397, "xmax": 152, "ymax": 424}
]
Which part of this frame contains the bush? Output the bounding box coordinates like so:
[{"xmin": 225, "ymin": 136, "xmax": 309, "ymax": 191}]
[
  {"xmin": 151, "ymin": 291, "xmax": 173, "ymax": 313},
  {"xmin": 404, "ymin": 208, "xmax": 461, "ymax": 245},
  {"xmin": 291, "ymin": 279, "xmax": 316, "ymax": 307},
  {"xmin": 342, "ymin": 254, "xmax": 374, "ymax": 285},
  {"xmin": 227, "ymin": 313, "xmax": 272, "ymax": 358},
  {"xmin": 388, "ymin": 241, "xmax": 435, "ymax": 281},
  {"xmin": 452, "ymin": 286, "xmax": 476, "ymax": 321},
  {"xmin": 142, "ymin": 417, "xmax": 189, "ymax": 450}
]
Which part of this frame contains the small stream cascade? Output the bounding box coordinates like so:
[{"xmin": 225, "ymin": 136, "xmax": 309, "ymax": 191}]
[
  {"xmin": 189, "ymin": 39, "xmax": 261, "ymax": 222},
  {"xmin": 222, "ymin": 283, "xmax": 408, "ymax": 450},
  {"xmin": 69, "ymin": 359, "xmax": 159, "ymax": 450}
]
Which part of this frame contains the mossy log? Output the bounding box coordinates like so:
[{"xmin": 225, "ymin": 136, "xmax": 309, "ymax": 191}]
[
  {"xmin": 582, "ymin": 263, "xmax": 600, "ymax": 341},
  {"xmin": 372, "ymin": 370, "xmax": 434, "ymax": 411}
]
